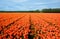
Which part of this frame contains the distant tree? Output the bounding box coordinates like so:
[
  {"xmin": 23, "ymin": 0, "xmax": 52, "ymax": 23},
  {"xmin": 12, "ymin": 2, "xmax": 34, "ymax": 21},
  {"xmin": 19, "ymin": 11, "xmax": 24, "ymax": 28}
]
[{"xmin": 41, "ymin": 8, "xmax": 60, "ymax": 13}]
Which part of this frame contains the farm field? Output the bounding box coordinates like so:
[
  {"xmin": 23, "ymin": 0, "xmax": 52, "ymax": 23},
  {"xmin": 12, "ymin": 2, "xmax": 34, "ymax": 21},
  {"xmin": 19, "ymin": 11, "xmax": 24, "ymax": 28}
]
[{"xmin": 0, "ymin": 13, "xmax": 60, "ymax": 39}]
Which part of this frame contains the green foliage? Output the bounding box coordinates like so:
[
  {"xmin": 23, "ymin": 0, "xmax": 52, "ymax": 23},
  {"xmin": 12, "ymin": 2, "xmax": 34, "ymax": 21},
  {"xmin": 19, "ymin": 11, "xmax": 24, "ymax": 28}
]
[
  {"xmin": 41, "ymin": 8, "xmax": 60, "ymax": 13},
  {"xmin": 0, "ymin": 8, "xmax": 60, "ymax": 13}
]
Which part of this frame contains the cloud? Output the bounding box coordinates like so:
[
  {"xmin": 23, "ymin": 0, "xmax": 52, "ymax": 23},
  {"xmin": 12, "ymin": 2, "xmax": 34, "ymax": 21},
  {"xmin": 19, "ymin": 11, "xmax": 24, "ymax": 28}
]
[
  {"xmin": 0, "ymin": 0, "xmax": 60, "ymax": 11},
  {"xmin": 33, "ymin": 0, "xmax": 60, "ymax": 5},
  {"xmin": 7, "ymin": 0, "xmax": 28, "ymax": 3}
]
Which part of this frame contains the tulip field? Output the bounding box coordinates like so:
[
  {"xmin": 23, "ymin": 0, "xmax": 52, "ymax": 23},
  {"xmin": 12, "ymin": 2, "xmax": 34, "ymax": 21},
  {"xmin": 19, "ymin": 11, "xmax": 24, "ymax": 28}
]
[{"xmin": 0, "ymin": 13, "xmax": 60, "ymax": 39}]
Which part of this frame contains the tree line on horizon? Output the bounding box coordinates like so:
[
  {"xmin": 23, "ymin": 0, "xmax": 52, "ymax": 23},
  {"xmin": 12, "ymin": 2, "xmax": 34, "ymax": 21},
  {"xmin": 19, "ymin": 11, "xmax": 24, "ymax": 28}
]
[
  {"xmin": 41, "ymin": 8, "xmax": 60, "ymax": 13},
  {"xmin": 0, "ymin": 8, "xmax": 60, "ymax": 13}
]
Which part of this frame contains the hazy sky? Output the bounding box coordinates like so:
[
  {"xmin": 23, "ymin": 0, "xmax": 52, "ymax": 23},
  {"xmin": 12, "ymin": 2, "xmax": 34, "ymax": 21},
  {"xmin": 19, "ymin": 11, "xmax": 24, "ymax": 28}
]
[{"xmin": 0, "ymin": 0, "xmax": 60, "ymax": 11}]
